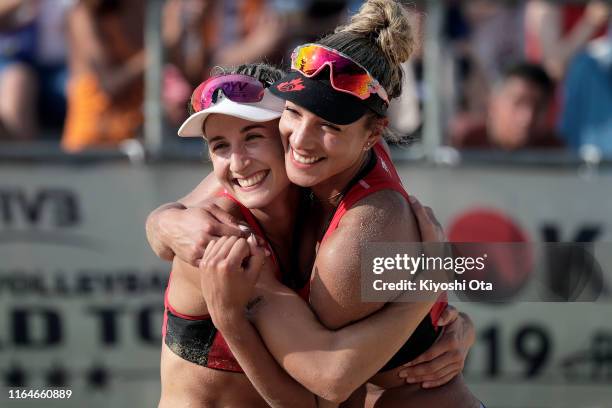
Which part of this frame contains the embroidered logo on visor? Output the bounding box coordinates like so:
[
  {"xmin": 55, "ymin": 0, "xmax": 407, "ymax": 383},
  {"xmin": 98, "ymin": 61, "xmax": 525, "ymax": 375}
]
[{"xmin": 277, "ymin": 78, "xmax": 305, "ymax": 92}]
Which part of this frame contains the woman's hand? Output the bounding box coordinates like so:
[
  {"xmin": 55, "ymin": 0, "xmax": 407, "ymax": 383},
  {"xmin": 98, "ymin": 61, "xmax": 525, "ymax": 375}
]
[
  {"xmin": 146, "ymin": 202, "xmax": 249, "ymax": 266},
  {"xmin": 409, "ymin": 196, "xmax": 446, "ymax": 243},
  {"xmin": 198, "ymin": 235, "xmax": 268, "ymax": 328},
  {"xmin": 397, "ymin": 305, "xmax": 475, "ymax": 388}
]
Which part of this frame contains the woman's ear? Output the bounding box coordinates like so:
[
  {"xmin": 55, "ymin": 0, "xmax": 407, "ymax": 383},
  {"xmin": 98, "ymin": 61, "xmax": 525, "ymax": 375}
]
[{"xmin": 365, "ymin": 116, "xmax": 388, "ymax": 150}]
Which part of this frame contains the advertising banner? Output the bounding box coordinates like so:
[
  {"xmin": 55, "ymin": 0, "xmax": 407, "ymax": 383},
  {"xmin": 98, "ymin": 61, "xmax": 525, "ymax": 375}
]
[{"xmin": 1, "ymin": 161, "xmax": 610, "ymax": 407}]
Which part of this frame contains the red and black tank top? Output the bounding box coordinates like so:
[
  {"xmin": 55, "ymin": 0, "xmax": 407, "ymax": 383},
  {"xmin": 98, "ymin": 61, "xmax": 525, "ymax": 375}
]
[{"xmin": 299, "ymin": 143, "xmax": 448, "ymax": 371}]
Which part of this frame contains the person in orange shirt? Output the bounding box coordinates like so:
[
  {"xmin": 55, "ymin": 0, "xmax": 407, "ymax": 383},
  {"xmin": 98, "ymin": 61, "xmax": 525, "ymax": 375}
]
[{"xmin": 62, "ymin": 0, "xmax": 145, "ymax": 152}]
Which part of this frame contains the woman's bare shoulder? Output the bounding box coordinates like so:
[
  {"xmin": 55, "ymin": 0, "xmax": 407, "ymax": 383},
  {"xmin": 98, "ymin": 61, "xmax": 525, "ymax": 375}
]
[
  {"xmin": 338, "ymin": 189, "xmax": 418, "ymax": 242},
  {"xmin": 309, "ymin": 190, "xmax": 420, "ymax": 328}
]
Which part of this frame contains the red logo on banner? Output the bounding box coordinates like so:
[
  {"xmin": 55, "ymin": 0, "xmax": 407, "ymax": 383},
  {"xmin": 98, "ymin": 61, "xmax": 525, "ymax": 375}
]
[{"xmin": 448, "ymin": 208, "xmax": 533, "ymax": 301}]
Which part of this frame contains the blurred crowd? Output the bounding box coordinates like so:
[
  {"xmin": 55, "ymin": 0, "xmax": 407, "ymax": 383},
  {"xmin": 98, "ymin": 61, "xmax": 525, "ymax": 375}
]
[{"xmin": 0, "ymin": 0, "xmax": 610, "ymax": 156}]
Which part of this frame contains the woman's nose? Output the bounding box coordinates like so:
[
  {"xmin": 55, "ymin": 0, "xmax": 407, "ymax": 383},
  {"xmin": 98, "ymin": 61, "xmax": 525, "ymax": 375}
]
[
  {"xmin": 290, "ymin": 122, "xmax": 316, "ymax": 151},
  {"xmin": 229, "ymin": 150, "xmax": 251, "ymax": 173}
]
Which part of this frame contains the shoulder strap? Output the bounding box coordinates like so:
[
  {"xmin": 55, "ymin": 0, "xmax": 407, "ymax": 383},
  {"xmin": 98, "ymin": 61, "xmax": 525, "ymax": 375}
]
[
  {"xmin": 321, "ymin": 146, "xmax": 409, "ymax": 243},
  {"xmin": 219, "ymin": 191, "xmax": 281, "ymax": 278}
]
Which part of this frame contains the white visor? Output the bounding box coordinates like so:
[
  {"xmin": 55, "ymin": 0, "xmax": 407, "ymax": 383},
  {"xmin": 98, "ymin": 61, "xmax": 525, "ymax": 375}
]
[{"xmin": 178, "ymin": 89, "xmax": 285, "ymax": 137}]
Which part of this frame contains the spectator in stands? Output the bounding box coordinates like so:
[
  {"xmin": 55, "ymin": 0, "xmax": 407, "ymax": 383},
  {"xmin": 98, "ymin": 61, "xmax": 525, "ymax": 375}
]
[
  {"xmin": 62, "ymin": 0, "xmax": 145, "ymax": 152},
  {"xmin": 0, "ymin": 0, "xmax": 72, "ymax": 143},
  {"xmin": 280, "ymin": 0, "xmax": 352, "ymax": 47},
  {"xmin": 525, "ymin": 0, "xmax": 610, "ymax": 80},
  {"xmin": 524, "ymin": 1, "xmax": 610, "ymax": 129},
  {"xmin": 34, "ymin": 0, "xmax": 71, "ymax": 137},
  {"xmin": 559, "ymin": 32, "xmax": 612, "ymax": 155},
  {"xmin": 451, "ymin": 63, "xmax": 564, "ymax": 151},
  {"xmin": 162, "ymin": 0, "xmax": 290, "ymax": 126},
  {"xmin": 0, "ymin": 1, "xmax": 38, "ymax": 141},
  {"xmin": 433, "ymin": 1, "xmax": 525, "ymax": 139},
  {"xmin": 161, "ymin": 0, "xmax": 208, "ymax": 125},
  {"xmin": 463, "ymin": 1, "xmax": 525, "ymax": 84}
]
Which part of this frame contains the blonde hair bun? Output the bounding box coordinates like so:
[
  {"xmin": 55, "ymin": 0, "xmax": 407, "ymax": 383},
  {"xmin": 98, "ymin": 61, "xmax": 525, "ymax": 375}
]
[{"xmin": 338, "ymin": 0, "xmax": 414, "ymax": 66}]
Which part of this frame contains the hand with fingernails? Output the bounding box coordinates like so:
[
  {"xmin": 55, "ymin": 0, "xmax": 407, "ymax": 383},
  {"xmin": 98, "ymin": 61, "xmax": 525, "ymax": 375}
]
[
  {"xmin": 198, "ymin": 234, "xmax": 270, "ymax": 329},
  {"xmin": 409, "ymin": 195, "xmax": 447, "ymax": 243},
  {"xmin": 397, "ymin": 305, "xmax": 475, "ymax": 388},
  {"xmin": 154, "ymin": 202, "xmax": 257, "ymax": 267}
]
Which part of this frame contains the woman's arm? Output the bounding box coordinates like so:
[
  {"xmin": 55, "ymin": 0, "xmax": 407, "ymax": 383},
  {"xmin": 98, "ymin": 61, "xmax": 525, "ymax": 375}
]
[
  {"xmin": 249, "ymin": 275, "xmax": 434, "ymax": 403},
  {"xmin": 215, "ymin": 310, "xmax": 319, "ymax": 407},
  {"xmin": 526, "ymin": 1, "xmax": 611, "ymax": 79},
  {"xmin": 145, "ymin": 172, "xmax": 247, "ymax": 264},
  {"xmin": 218, "ymin": 313, "xmax": 341, "ymax": 407},
  {"xmin": 198, "ymin": 236, "xmax": 321, "ymax": 408},
  {"xmin": 398, "ymin": 307, "xmax": 475, "ymax": 388}
]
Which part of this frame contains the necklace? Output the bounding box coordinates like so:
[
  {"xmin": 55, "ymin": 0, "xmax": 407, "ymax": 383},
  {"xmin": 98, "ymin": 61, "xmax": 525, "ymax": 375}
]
[{"xmin": 308, "ymin": 189, "xmax": 343, "ymax": 206}]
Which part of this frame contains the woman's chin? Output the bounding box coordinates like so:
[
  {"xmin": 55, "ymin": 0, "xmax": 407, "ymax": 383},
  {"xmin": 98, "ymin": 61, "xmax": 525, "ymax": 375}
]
[
  {"xmin": 286, "ymin": 169, "xmax": 321, "ymax": 188},
  {"xmin": 233, "ymin": 191, "xmax": 273, "ymax": 210}
]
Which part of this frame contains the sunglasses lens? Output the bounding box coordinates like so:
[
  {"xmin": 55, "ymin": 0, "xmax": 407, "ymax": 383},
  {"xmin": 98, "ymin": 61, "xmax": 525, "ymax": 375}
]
[
  {"xmin": 292, "ymin": 44, "xmax": 385, "ymax": 102},
  {"xmin": 190, "ymin": 75, "xmax": 265, "ymax": 112},
  {"xmin": 333, "ymin": 72, "xmax": 370, "ymax": 99},
  {"xmin": 331, "ymin": 55, "xmax": 370, "ymax": 98},
  {"xmin": 295, "ymin": 46, "xmax": 330, "ymax": 75},
  {"xmin": 190, "ymin": 81, "xmax": 209, "ymax": 112}
]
